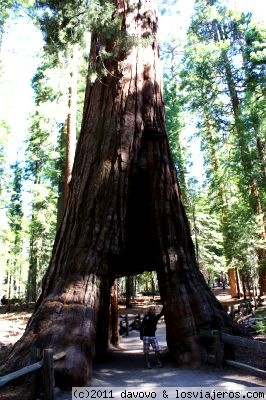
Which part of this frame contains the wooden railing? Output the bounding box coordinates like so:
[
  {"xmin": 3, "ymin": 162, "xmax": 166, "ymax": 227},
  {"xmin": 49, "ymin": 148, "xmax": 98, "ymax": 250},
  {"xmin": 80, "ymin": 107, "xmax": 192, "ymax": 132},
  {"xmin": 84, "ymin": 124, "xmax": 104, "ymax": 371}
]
[
  {"xmin": 0, "ymin": 349, "xmax": 65, "ymax": 400},
  {"xmin": 200, "ymin": 329, "xmax": 266, "ymax": 378}
]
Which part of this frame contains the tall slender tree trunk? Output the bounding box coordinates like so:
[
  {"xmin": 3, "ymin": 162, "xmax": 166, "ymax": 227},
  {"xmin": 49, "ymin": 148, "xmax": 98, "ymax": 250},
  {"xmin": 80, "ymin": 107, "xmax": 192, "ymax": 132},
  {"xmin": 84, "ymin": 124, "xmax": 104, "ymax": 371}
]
[
  {"xmin": 7, "ymin": 261, "xmax": 12, "ymax": 311},
  {"xmin": 56, "ymin": 125, "xmax": 67, "ymax": 228},
  {"xmin": 241, "ymin": 44, "xmax": 266, "ymax": 196},
  {"xmin": 64, "ymin": 46, "xmax": 78, "ymax": 207},
  {"xmin": 2, "ymin": 0, "xmax": 235, "ymax": 387},
  {"xmin": 228, "ymin": 268, "xmax": 242, "ymax": 298},
  {"xmin": 202, "ymin": 110, "xmax": 239, "ymax": 298},
  {"xmin": 110, "ymin": 280, "xmax": 119, "ymax": 346},
  {"xmin": 26, "ymin": 172, "xmax": 40, "ymax": 303},
  {"xmin": 26, "ymin": 235, "xmax": 37, "ymax": 303},
  {"xmin": 255, "ymin": 135, "xmax": 266, "ymax": 193},
  {"xmin": 57, "ymin": 48, "xmax": 78, "ymax": 226}
]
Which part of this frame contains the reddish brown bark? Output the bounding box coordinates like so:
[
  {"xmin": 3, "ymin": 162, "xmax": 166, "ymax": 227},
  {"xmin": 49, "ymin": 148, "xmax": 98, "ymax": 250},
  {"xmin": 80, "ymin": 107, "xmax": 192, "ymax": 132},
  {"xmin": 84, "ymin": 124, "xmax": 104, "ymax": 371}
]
[
  {"xmin": 110, "ymin": 281, "xmax": 119, "ymax": 346},
  {"xmin": 1, "ymin": 0, "xmax": 235, "ymax": 387},
  {"xmin": 64, "ymin": 46, "xmax": 78, "ymax": 208},
  {"xmin": 228, "ymin": 268, "xmax": 242, "ymax": 298}
]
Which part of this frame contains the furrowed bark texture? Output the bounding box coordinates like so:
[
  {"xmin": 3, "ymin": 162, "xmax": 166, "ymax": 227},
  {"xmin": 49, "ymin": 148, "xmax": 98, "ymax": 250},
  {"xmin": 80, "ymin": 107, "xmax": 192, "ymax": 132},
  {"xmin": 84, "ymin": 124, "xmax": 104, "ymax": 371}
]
[{"xmin": 2, "ymin": 0, "xmax": 234, "ymax": 387}]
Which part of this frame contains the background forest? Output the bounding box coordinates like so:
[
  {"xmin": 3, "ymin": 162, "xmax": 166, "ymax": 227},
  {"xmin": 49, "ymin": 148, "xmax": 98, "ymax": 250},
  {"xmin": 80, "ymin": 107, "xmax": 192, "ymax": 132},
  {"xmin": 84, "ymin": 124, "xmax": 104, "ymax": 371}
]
[{"xmin": 0, "ymin": 0, "xmax": 265, "ymax": 304}]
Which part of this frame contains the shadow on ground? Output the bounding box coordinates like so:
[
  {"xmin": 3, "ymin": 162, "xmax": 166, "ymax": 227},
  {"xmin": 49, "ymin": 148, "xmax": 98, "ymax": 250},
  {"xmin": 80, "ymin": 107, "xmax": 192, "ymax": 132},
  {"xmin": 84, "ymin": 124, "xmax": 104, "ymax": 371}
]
[
  {"xmin": 90, "ymin": 325, "xmax": 265, "ymax": 387},
  {"xmin": 1, "ymin": 319, "xmax": 265, "ymax": 400}
]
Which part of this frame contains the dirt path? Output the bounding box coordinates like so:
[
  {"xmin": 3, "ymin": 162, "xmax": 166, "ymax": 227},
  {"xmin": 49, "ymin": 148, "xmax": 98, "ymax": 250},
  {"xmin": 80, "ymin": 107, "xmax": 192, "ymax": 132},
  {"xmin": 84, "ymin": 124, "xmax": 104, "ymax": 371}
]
[{"xmin": 54, "ymin": 322, "xmax": 265, "ymax": 399}]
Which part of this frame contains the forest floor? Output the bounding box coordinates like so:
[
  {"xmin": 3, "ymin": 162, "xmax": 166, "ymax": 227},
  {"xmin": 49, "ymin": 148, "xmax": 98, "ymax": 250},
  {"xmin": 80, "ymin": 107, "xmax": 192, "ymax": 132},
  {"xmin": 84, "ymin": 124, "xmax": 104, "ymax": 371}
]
[{"xmin": 0, "ymin": 289, "xmax": 265, "ymax": 399}]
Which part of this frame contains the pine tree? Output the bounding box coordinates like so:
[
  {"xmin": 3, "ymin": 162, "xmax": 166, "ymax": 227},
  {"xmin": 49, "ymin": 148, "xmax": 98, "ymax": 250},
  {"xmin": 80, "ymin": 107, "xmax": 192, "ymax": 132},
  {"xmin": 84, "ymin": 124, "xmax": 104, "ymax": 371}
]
[
  {"xmin": 25, "ymin": 57, "xmax": 66, "ymax": 301},
  {"xmin": 5, "ymin": 161, "xmax": 24, "ymax": 302},
  {"xmin": 180, "ymin": 0, "xmax": 266, "ymax": 294}
]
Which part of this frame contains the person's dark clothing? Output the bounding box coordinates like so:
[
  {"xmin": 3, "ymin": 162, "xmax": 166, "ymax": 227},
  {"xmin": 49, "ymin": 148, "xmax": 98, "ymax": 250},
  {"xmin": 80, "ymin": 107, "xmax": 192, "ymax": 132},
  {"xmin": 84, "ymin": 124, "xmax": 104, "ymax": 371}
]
[
  {"xmin": 1, "ymin": 296, "xmax": 8, "ymax": 306},
  {"xmin": 140, "ymin": 308, "xmax": 163, "ymax": 337}
]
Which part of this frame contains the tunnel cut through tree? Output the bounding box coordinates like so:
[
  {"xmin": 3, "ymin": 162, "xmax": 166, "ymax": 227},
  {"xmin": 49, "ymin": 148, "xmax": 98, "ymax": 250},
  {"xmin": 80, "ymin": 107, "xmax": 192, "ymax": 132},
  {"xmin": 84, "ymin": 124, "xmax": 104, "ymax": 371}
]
[{"xmin": 2, "ymin": 0, "xmax": 236, "ymax": 388}]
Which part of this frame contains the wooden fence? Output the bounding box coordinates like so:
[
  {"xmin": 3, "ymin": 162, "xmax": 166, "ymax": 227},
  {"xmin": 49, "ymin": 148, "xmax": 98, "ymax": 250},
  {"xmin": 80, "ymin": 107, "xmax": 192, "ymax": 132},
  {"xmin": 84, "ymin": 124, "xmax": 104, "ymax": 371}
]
[{"xmin": 0, "ymin": 349, "xmax": 65, "ymax": 400}]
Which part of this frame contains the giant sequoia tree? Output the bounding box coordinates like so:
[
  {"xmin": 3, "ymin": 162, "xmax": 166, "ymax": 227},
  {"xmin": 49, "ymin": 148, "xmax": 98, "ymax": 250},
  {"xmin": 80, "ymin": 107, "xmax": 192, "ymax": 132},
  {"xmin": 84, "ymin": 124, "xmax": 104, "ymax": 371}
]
[{"xmin": 2, "ymin": 0, "xmax": 234, "ymax": 388}]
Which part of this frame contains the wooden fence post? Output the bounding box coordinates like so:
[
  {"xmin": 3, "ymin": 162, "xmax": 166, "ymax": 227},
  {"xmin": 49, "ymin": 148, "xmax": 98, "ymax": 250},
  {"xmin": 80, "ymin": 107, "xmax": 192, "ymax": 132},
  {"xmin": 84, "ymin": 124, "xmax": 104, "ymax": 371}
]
[
  {"xmin": 0, "ymin": 351, "xmax": 65, "ymax": 390},
  {"xmin": 43, "ymin": 348, "xmax": 54, "ymax": 400},
  {"xmin": 30, "ymin": 348, "xmax": 41, "ymax": 399},
  {"xmin": 213, "ymin": 330, "xmax": 224, "ymax": 367},
  {"xmin": 125, "ymin": 314, "xmax": 129, "ymax": 336}
]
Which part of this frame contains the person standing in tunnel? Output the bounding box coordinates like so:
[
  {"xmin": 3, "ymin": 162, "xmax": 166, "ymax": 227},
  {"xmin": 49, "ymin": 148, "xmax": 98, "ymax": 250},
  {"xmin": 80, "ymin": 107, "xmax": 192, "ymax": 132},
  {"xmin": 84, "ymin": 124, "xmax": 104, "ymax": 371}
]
[{"xmin": 140, "ymin": 305, "xmax": 164, "ymax": 368}]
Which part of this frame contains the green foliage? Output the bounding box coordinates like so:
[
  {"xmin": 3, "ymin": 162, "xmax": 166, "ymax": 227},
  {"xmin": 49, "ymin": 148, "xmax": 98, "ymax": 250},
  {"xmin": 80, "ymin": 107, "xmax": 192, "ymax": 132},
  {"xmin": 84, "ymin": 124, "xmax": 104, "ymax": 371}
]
[
  {"xmin": 25, "ymin": 115, "xmax": 58, "ymax": 300},
  {"xmin": 0, "ymin": 0, "xmax": 35, "ymax": 38},
  {"xmin": 0, "ymin": 0, "xmax": 14, "ymax": 28},
  {"xmin": 21, "ymin": 54, "xmax": 74, "ymax": 300},
  {"xmin": 35, "ymin": 0, "xmax": 87, "ymax": 52},
  {"xmin": 164, "ymin": 74, "xmax": 188, "ymax": 198},
  {"xmin": 7, "ymin": 162, "xmax": 23, "ymax": 236},
  {"xmin": 177, "ymin": 0, "xmax": 266, "ymax": 287},
  {"xmin": 225, "ymin": 196, "xmax": 258, "ymax": 274},
  {"xmin": 87, "ymin": 1, "xmax": 118, "ymax": 38},
  {"xmin": 0, "ymin": 122, "xmax": 10, "ymax": 210},
  {"xmin": 2, "ymin": 161, "xmax": 26, "ymax": 299},
  {"xmin": 158, "ymin": 0, "xmax": 179, "ymax": 16},
  {"xmin": 36, "ymin": 0, "xmax": 156, "ymax": 85},
  {"xmin": 190, "ymin": 190, "xmax": 226, "ymax": 280},
  {"xmin": 251, "ymin": 311, "xmax": 266, "ymax": 334},
  {"xmin": 35, "ymin": 0, "xmax": 122, "ymax": 55}
]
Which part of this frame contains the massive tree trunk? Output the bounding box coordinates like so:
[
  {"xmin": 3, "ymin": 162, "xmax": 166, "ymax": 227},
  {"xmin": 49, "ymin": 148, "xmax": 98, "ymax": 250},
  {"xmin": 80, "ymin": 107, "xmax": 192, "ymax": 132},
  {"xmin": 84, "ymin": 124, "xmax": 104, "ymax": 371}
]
[{"xmin": 2, "ymin": 0, "xmax": 235, "ymax": 388}]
